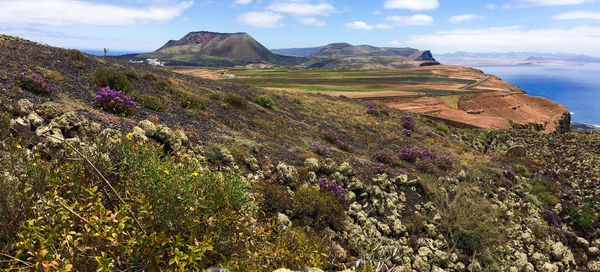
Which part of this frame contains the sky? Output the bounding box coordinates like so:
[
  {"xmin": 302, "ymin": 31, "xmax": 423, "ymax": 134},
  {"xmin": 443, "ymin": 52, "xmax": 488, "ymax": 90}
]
[{"xmin": 1, "ymin": 0, "xmax": 600, "ymax": 56}]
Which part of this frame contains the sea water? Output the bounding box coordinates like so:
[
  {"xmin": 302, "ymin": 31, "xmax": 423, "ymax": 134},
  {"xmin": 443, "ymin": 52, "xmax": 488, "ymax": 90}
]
[{"xmin": 478, "ymin": 64, "xmax": 600, "ymax": 126}]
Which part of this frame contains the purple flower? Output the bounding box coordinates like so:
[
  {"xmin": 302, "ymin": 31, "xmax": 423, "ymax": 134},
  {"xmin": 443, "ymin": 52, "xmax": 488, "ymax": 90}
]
[
  {"xmin": 544, "ymin": 210, "xmax": 560, "ymax": 228},
  {"xmin": 311, "ymin": 142, "xmax": 330, "ymax": 157},
  {"xmin": 366, "ymin": 103, "xmax": 389, "ymax": 116},
  {"xmin": 95, "ymin": 86, "xmax": 137, "ymax": 115},
  {"xmin": 14, "ymin": 72, "xmax": 54, "ymax": 96},
  {"xmin": 319, "ymin": 179, "xmax": 350, "ymax": 210},
  {"xmin": 321, "ymin": 130, "xmax": 338, "ymax": 144},
  {"xmin": 250, "ymin": 144, "xmax": 262, "ymax": 154},
  {"xmin": 402, "ymin": 128, "xmax": 412, "ymax": 136},
  {"xmin": 410, "ymin": 235, "xmax": 418, "ymax": 247}
]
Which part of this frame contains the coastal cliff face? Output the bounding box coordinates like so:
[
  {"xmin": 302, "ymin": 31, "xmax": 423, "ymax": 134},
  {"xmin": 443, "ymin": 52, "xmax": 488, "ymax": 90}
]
[{"xmin": 458, "ymin": 92, "xmax": 571, "ymax": 134}]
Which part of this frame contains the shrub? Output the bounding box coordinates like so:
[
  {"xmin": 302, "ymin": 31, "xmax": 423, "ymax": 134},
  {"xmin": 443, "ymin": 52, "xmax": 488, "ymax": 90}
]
[
  {"xmin": 530, "ymin": 178, "xmax": 559, "ymax": 209},
  {"xmin": 123, "ymin": 68, "xmax": 139, "ymax": 81},
  {"xmin": 321, "ymin": 130, "xmax": 338, "ymax": 144},
  {"xmin": 259, "ymin": 182, "xmax": 292, "ymax": 213},
  {"xmin": 255, "ymin": 95, "xmax": 274, "ymax": 108},
  {"xmin": 142, "ymin": 72, "xmax": 158, "ymax": 82},
  {"xmin": 311, "ymin": 142, "xmax": 330, "ymax": 157},
  {"xmin": 569, "ymin": 202, "xmax": 596, "ymax": 231},
  {"xmin": 14, "ymin": 72, "xmax": 54, "ymax": 97},
  {"xmin": 170, "ymin": 88, "xmax": 207, "ymax": 111},
  {"xmin": 336, "ymin": 141, "xmax": 352, "ymax": 152},
  {"xmin": 422, "ymin": 177, "xmax": 505, "ymax": 263},
  {"xmin": 513, "ymin": 164, "xmax": 531, "ymax": 178},
  {"xmin": 319, "ymin": 179, "xmax": 350, "ymax": 210},
  {"xmin": 132, "ymin": 91, "xmax": 165, "ymax": 111},
  {"xmin": 0, "ymin": 112, "xmax": 10, "ymax": 140},
  {"xmin": 65, "ymin": 49, "xmax": 85, "ymax": 61},
  {"xmin": 373, "ymin": 149, "xmax": 397, "ymax": 166},
  {"xmin": 95, "ymin": 86, "xmax": 137, "ymax": 115},
  {"xmin": 94, "ymin": 67, "xmax": 133, "ymax": 94},
  {"xmin": 292, "ymin": 187, "xmax": 346, "ymax": 230},
  {"xmin": 292, "ymin": 97, "xmax": 303, "ymax": 104},
  {"xmin": 224, "ymin": 94, "xmax": 248, "ymax": 108},
  {"xmin": 437, "ymin": 124, "xmax": 450, "ymax": 135},
  {"xmin": 401, "ymin": 115, "xmax": 417, "ymax": 132},
  {"xmin": 366, "ymin": 103, "xmax": 389, "ymax": 116}
]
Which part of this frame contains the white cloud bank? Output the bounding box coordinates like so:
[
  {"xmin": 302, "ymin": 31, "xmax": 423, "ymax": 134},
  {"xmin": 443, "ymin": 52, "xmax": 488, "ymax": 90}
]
[
  {"xmin": 266, "ymin": 0, "xmax": 335, "ymax": 16},
  {"xmin": 346, "ymin": 14, "xmax": 433, "ymax": 30},
  {"xmin": 554, "ymin": 11, "xmax": 600, "ymax": 19},
  {"xmin": 237, "ymin": 11, "xmax": 284, "ymax": 28},
  {"xmin": 300, "ymin": 17, "xmax": 326, "ymax": 26},
  {"xmin": 524, "ymin": 0, "xmax": 593, "ymax": 5},
  {"xmin": 448, "ymin": 14, "xmax": 484, "ymax": 24},
  {"xmin": 233, "ymin": 0, "xmax": 252, "ymax": 4},
  {"xmin": 0, "ymin": 0, "xmax": 193, "ymax": 26},
  {"xmin": 384, "ymin": 0, "xmax": 439, "ymax": 11},
  {"xmin": 405, "ymin": 25, "xmax": 600, "ymax": 55}
]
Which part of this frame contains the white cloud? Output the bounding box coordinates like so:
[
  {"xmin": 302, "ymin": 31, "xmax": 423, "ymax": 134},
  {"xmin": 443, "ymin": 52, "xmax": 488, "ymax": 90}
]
[
  {"xmin": 384, "ymin": 0, "xmax": 439, "ymax": 11},
  {"xmin": 554, "ymin": 10, "xmax": 600, "ymax": 19},
  {"xmin": 267, "ymin": 0, "xmax": 335, "ymax": 16},
  {"xmin": 448, "ymin": 14, "xmax": 484, "ymax": 24},
  {"xmin": 300, "ymin": 17, "xmax": 326, "ymax": 25},
  {"xmin": 486, "ymin": 3, "xmax": 497, "ymax": 9},
  {"xmin": 386, "ymin": 14, "xmax": 435, "ymax": 26},
  {"xmin": 373, "ymin": 10, "xmax": 382, "ymax": 15},
  {"xmin": 234, "ymin": 0, "xmax": 252, "ymax": 4},
  {"xmin": 524, "ymin": 0, "xmax": 593, "ymax": 5},
  {"xmin": 237, "ymin": 11, "xmax": 284, "ymax": 28},
  {"xmin": 405, "ymin": 25, "xmax": 600, "ymax": 55},
  {"xmin": 388, "ymin": 40, "xmax": 400, "ymax": 45},
  {"xmin": 344, "ymin": 21, "xmax": 393, "ymax": 30},
  {"xmin": 0, "ymin": 0, "xmax": 193, "ymax": 26},
  {"xmin": 345, "ymin": 21, "xmax": 375, "ymax": 30}
]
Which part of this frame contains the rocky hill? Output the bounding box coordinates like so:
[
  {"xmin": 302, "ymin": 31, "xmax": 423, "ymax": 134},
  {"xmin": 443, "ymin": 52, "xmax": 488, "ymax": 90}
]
[
  {"xmin": 136, "ymin": 31, "xmax": 302, "ymax": 66},
  {"xmin": 1, "ymin": 34, "xmax": 599, "ymax": 271},
  {"xmin": 134, "ymin": 32, "xmax": 437, "ymax": 69}
]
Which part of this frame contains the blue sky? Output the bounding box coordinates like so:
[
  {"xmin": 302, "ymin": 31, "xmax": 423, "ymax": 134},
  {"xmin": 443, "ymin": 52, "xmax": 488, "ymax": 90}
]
[{"xmin": 1, "ymin": 0, "xmax": 600, "ymax": 55}]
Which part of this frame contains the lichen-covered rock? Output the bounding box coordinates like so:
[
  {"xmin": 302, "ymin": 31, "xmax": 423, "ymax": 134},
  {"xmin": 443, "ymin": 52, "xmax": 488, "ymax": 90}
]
[
  {"xmin": 244, "ymin": 155, "xmax": 260, "ymax": 171},
  {"xmin": 551, "ymin": 242, "xmax": 566, "ymax": 261},
  {"xmin": 589, "ymin": 260, "xmax": 600, "ymax": 272},
  {"xmin": 304, "ymin": 158, "xmax": 320, "ymax": 172},
  {"xmin": 50, "ymin": 111, "xmax": 85, "ymax": 135},
  {"xmin": 99, "ymin": 128, "xmax": 122, "ymax": 145},
  {"xmin": 26, "ymin": 112, "xmax": 44, "ymax": 129},
  {"xmin": 154, "ymin": 124, "xmax": 172, "ymax": 143},
  {"xmin": 276, "ymin": 162, "xmax": 299, "ymax": 185},
  {"xmin": 273, "ymin": 269, "xmax": 293, "ymax": 272},
  {"xmin": 131, "ymin": 126, "xmax": 147, "ymax": 141},
  {"xmin": 338, "ymin": 162, "xmax": 353, "ymax": 176},
  {"xmin": 173, "ymin": 129, "xmax": 189, "ymax": 146},
  {"xmin": 588, "ymin": 247, "xmax": 599, "ymax": 257},
  {"xmin": 413, "ymin": 256, "xmax": 430, "ymax": 271},
  {"xmin": 346, "ymin": 177, "xmax": 364, "ymax": 191},
  {"xmin": 541, "ymin": 262, "xmax": 558, "ymax": 272},
  {"xmin": 577, "ymin": 237, "xmax": 590, "ymax": 248},
  {"xmin": 321, "ymin": 158, "xmax": 337, "ymax": 174},
  {"xmin": 138, "ymin": 120, "xmax": 156, "ymax": 137},
  {"xmin": 418, "ymin": 247, "xmax": 433, "ymax": 258},
  {"xmin": 467, "ymin": 260, "xmax": 482, "ymax": 272},
  {"xmin": 329, "ymin": 171, "xmax": 347, "ymax": 185},
  {"xmin": 17, "ymin": 99, "xmax": 33, "ymax": 115},
  {"xmin": 276, "ymin": 213, "xmax": 291, "ymax": 229}
]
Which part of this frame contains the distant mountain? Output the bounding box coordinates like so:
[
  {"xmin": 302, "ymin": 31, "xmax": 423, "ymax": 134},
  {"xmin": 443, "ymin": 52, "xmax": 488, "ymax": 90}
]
[
  {"xmin": 136, "ymin": 31, "xmax": 303, "ymax": 66},
  {"xmin": 133, "ymin": 31, "xmax": 438, "ymax": 69},
  {"xmin": 436, "ymin": 52, "xmax": 600, "ymax": 67},
  {"xmin": 271, "ymin": 46, "xmax": 324, "ymax": 57}
]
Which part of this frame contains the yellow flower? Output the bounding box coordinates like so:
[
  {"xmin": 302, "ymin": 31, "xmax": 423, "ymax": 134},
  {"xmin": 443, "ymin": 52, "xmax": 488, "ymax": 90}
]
[
  {"xmin": 16, "ymin": 144, "xmax": 22, "ymax": 149},
  {"xmin": 163, "ymin": 170, "xmax": 170, "ymax": 175},
  {"xmin": 32, "ymin": 162, "xmax": 37, "ymax": 166},
  {"xmin": 183, "ymin": 153, "xmax": 188, "ymax": 158},
  {"xmin": 192, "ymin": 171, "xmax": 199, "ymax": 177},
  {"xmin": 34, "ymin": 152, "xmax": 40, "ymax": 157}
]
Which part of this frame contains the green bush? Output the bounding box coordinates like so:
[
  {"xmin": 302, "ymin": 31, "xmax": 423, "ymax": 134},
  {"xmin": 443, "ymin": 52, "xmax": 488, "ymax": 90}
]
[
  {"xmin": 0, "ymin": 111, "xmax": 12, "ymax": 140},
  {"xmin": 569, "ymin": 202, "xmax": 596, "ymax": 231},
  {"xmin": 132, "ymin": 91, "xmax": 165, "ymax": 111},
  {"xmin": 65, "ymin": 49, "xmax": 85, "ymax": 61},
  {"xmin": 513, "ymin": 164, "xmax": 531, "ymax": 178},
  {"xmin": 224, "ymin": 94, "xmax": 248, "ymax": 108},
  {"xmin": 255, "ymin": 95, "xmax": 274, "ymax": 109},
  {"xmin": 530, "ymin": 178, "xmax": 559, "ymax": 209},
  {"xmin": 292, "ymin": 187, "xmax": 346, "ymax": 230},
  {"xmin": 170, "ymin": 88, "xmax": 206, "ymax": 111},
  {"xmin": 123, "ymin": 68, "xmax": 139, "ymax": 81},
  {"xmin": 292, "ymin": 97, "xmax": 303, "ymax": 104},
  {"xmin": 437, "ymin": 124, "xmax": 450, "ymax": 135},
  {"xmin": 142, "ymin": 72, "xmax": 158, "ymax": 82},
  {"xmin": 94, "ymin": 67, "xmax": 133, "ymax": 94}
]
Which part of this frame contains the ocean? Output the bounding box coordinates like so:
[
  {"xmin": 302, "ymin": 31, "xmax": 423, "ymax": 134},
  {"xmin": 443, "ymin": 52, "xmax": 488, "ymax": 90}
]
[
  {"xmin": 477, "ymin": 64, "xmax": 600, "ymax": 126},
  {"xmin": 80, "ymin": 49, "xmax": 144, "ymax": 56}
]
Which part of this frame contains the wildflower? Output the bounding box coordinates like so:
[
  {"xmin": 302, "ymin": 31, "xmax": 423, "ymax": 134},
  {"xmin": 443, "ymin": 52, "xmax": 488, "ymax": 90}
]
[
  {"xmin": 95, "ymin": 86, "xmax": 137, "ymax": 115},
  {"xmin": 34, "ymin": 152, "xmax": 40, "ymax": 157},
  {"xmin": 16, "ymin": 144, "xmax": 22, "ymax": 149},
  {"xmin": 319, "ymin": 179, "xmax": 350, "ymax": 210},
  {"xmin": 163, "ymin": 170, "xmax": 170, "ymax": 175},
  {"xmin": 192, "ymin": 171, "xmax": 199, "ymax": 177}
]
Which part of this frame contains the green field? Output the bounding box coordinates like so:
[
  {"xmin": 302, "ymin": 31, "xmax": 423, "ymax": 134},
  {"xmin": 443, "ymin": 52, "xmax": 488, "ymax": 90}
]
[{"xmin": 227, "ymin": 69, "xmax": 477, "ymax": 94}]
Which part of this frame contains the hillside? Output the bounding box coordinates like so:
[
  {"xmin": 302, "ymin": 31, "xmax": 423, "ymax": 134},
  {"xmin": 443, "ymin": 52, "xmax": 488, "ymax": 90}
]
[{"xmin": 1, "ymin": 34, "xmax": 600, "ymax": 271}]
